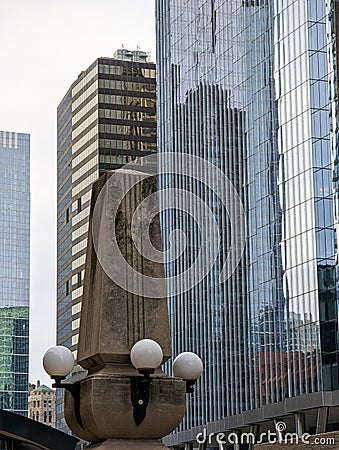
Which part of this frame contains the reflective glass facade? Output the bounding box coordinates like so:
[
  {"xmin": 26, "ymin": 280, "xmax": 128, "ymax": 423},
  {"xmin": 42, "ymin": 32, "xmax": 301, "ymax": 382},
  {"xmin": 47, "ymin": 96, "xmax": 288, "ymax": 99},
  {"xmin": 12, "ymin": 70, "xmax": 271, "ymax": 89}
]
[
  {"xmin": 56, "ymin": 54, "xmax": 156, "ymax": 432},
  {"xmin": 0, "ymin": 131, "xmax": 30, "ymax": 416},
  {"xmin": 157, "ymin": 0, "xmax": 339, "ymax": 439}
]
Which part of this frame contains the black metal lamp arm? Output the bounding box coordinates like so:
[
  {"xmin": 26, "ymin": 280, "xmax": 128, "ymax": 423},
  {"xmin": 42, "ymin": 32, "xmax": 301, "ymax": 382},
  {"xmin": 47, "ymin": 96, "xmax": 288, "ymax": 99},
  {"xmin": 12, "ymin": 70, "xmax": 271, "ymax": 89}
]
[
  {"xmin": 52, "ymin": 378, "xmax": 84, "ymax": 429},
  {"xmin": 130, "ymin": 369, "xmax": 154, "ymax": 426}
]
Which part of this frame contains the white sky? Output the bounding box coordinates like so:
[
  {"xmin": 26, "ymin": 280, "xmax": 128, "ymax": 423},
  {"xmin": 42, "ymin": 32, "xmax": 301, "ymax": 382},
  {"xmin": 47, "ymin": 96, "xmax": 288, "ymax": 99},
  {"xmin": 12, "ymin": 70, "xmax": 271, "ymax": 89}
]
[{"xmin": 0, "ymin": 0, "xmax": 156, "ymax": 386}]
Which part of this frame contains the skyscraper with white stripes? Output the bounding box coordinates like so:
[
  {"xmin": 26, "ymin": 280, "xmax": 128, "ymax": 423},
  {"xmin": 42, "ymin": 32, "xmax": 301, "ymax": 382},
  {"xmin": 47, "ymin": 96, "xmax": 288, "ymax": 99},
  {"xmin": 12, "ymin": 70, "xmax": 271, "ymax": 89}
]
[{"xmin": 56, "ymin": 50, "xmax": 156, "ymax": 432}]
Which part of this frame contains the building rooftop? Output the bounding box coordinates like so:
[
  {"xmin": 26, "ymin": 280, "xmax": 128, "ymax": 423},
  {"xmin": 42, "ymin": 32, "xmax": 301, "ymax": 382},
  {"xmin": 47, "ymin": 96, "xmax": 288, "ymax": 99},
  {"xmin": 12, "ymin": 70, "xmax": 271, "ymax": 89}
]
[
  {"xmin": 113, "ymin": 47, "xmax": 151, "ymax": 62},
  {"xmin": 34, "ymin": 384, "xmax": 53, "ymax": 391},
  {"xmin": 29, "ymin": 380, "xmax": 54, "ymax": 392}
]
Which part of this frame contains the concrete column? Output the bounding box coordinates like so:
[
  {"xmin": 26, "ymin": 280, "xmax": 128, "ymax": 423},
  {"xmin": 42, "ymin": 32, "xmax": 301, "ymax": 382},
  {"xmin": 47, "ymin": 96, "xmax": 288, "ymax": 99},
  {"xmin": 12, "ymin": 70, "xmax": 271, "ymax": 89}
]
[
  {"xmin": 232, "ymin": 430, "xmax": 240, "ymax": 450},
  {"xmin": 249, "ymin": 425, "xmax": 260, "ymax": 449},
  {"xmin": 316, "ymin": 407, "xmax": 329, "ymax": 434},
  {"xmin": 295, "ymin": 413, "xmax": 305, "ymax": 436}
]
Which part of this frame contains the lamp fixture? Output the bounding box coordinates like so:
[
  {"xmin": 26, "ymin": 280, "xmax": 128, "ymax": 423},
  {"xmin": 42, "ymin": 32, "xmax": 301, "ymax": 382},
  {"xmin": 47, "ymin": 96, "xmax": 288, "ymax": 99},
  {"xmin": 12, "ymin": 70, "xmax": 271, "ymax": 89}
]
[
  {"xmin": 42, "ymin": 346, "xmax": 83, "ymax": 428},
  {"xmin": 43, "ymin": 342, "xmax": 203, "ymax": 430},
  {"xmin": 173, "ymin": 352, "xmax": 203, "ymax": 393},
  {"xmin": 130, "ymin": 339, "xmax": 163, "ymax": 426}
]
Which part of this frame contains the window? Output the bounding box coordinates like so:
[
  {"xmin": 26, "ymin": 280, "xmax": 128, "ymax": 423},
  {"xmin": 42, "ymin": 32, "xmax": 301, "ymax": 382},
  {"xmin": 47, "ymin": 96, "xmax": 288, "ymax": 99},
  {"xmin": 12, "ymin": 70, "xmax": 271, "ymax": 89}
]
[
  {"xmin": 77, "ymin": 272, "xmax": 82, "ymax": 288},
  {"xmin": 77, "ymin": 197, "xmax": 82, "ymax": 213}
]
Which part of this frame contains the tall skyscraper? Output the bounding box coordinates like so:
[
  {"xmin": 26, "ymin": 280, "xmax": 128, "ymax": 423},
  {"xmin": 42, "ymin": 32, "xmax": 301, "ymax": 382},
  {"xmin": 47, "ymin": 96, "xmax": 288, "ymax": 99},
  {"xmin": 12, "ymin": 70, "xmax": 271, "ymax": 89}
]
[
  {"xmin": 157, "ymin": 0, "xmax": 339, "ymax": 447},
  {"xmin": 0, "ymin": 130, "xmax": 30, "ymax": 416},
  {"xmin": 56, "ymin": 50, "xmax": 156, "ymax": 431}
]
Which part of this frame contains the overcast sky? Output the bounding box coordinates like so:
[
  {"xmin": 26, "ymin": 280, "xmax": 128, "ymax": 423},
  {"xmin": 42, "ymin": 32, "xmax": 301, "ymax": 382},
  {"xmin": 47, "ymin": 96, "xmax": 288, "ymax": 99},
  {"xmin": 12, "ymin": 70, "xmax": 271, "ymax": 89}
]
[{"xmin": 0, "ymin": 0, "xmax": 156, "ymax": 386}]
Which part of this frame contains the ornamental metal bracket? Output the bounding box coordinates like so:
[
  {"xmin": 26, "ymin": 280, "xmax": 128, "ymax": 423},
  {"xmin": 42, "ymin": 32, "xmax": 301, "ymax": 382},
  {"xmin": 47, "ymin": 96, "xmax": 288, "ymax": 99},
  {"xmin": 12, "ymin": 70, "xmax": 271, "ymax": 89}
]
[{"xmin": 53, "ymin": 378, "xmax": 84, "ymax": 429}]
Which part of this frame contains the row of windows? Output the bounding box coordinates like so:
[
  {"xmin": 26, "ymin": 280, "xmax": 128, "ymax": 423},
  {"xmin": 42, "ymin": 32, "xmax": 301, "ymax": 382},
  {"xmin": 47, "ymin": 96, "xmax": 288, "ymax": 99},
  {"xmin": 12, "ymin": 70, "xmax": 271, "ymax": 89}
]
[
  {"xmin": 99, "ymin": 139, "xmax": 156, "ymax": 151},
  {"xmin": 30, "ymin": 398, "xmax": 53, "ymax": 407},
  {"xmin": 99, "ymin": 124, "xmax": 155, "ymax": 137},
  {"xmin": 98, "ymin": 94, "xmax": 155, "ymax": 108},
  {"xmin": 30, "ymin": 410, "xmax": 54, "ymax": 423},
  {"xmin": 98, "ymin": 64, "xmax": 155, "ymax": 79},
  {"xmin": 98, "ymin": 79, "xmax": 155, "ymax": 92},
  {"xmin": 99, "ymin": 108, "xmax": 155, "ymax": 122},
  {"xmin": 99, "ymin": 154, "xmax": 137, "ymax": 165}
]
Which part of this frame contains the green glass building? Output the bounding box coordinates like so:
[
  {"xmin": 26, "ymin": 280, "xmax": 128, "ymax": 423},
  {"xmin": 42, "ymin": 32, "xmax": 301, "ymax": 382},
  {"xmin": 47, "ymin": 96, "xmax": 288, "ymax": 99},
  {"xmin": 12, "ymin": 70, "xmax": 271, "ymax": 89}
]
[{"xmin": 0, "ymin": 131, "xmax": 30, "ymax": 416}]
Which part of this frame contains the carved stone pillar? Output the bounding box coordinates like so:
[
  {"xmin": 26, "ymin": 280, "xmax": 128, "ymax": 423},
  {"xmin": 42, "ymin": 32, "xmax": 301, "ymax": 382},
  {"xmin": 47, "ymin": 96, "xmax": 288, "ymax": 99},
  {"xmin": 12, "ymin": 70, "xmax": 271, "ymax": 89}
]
[{"xmin": 64, "ymin": 170, "xmax": 187, "ymax": 448}]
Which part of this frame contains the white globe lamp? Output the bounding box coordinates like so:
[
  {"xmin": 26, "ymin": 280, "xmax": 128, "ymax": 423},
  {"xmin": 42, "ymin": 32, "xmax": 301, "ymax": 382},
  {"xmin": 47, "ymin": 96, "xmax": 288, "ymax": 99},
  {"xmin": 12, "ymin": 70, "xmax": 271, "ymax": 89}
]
[
  {"xmin": 43, "ymin": 346, "xmax": 75, "ymax": 379},
  {"xmin": 130, "ymin": 339, "xmax": 163, "ymax": 373},
  {"xmin": 173, "ymin": 352, "xmax": 203, "ymax": 391}
]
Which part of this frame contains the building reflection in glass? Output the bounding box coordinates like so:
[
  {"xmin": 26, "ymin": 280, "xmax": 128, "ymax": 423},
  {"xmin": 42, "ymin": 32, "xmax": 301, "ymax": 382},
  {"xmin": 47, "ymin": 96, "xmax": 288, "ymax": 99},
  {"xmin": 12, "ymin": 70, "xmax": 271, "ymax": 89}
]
[{"xmin": 157, "ymin": 0, "xmax": 339, "ymax": 436}]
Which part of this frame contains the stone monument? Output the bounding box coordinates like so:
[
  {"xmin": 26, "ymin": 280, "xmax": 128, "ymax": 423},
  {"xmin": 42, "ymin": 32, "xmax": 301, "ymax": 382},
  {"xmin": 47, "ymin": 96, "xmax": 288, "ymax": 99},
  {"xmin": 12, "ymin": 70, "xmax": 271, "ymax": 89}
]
[{"xmin": 64, "ymin": 170, "xmax": 187, "ymax": 449}]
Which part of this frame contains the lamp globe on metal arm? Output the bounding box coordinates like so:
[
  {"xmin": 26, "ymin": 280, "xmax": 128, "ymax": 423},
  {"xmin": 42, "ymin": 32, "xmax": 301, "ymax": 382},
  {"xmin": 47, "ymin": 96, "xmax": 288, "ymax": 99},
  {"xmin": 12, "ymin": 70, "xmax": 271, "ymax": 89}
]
[
  {"xmin": 130, "ymin": 339, "xmax": 164, "ymax": 426},
  {"xmin": 43, "ymin": 345, "xmax": 75, "ymax": 383},
  {"xmin": 43, "ymin": 346, "xmax": 84, "ymax": 428},
  {"xmin": 130, "ymin": 338, "xmax": 163, "ymax": 377},
  {"xmin": 173, "ymin": 352, "xmax": 203, "ymax": 393}
]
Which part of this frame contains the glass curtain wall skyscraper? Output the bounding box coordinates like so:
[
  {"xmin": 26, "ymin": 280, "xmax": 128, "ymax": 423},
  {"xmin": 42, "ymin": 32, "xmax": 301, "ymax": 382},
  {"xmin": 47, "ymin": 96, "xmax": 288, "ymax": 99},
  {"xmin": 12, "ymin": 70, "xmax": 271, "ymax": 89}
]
[
  {"xmin": 0, "ymin": 131, "xmax": 30, "ymax": 416},
  {"xmin": 56, "ymin": 51, "xmax": 156, "ymax": 432},
  {"xmin": 157, "ymin": 0, "xmax": 339, "ymax": 446}
]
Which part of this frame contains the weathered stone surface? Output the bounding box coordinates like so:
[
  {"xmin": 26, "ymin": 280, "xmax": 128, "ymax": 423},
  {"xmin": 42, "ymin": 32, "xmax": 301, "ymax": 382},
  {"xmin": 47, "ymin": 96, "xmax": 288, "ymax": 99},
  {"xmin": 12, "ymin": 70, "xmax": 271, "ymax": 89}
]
[
  {"xmin": 77, "ymin": 171, "xmax": 171, "ymax": 369},
  {"xmin": 65, "ymin": 171, "xmax": 187, "ymax": 443},
  {"xmin": 87, "ymin": 439, "xmax": 168, "ymax": 449},
  {"xmin": 65, "ymin": 373, "xmax": 186, "ymax": 441}
]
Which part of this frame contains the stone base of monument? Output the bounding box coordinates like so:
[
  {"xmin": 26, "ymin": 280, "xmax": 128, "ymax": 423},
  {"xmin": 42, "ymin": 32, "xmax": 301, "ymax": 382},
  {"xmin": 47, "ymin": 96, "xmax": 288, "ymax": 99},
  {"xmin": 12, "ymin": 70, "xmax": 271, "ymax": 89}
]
[
  {"xmin": 87, "ymin": 439, "xmax": 168, "ymax": 449},
  {"xmin": 64, "ymin": 368, "xmax": 186, "ymax": 443}
]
